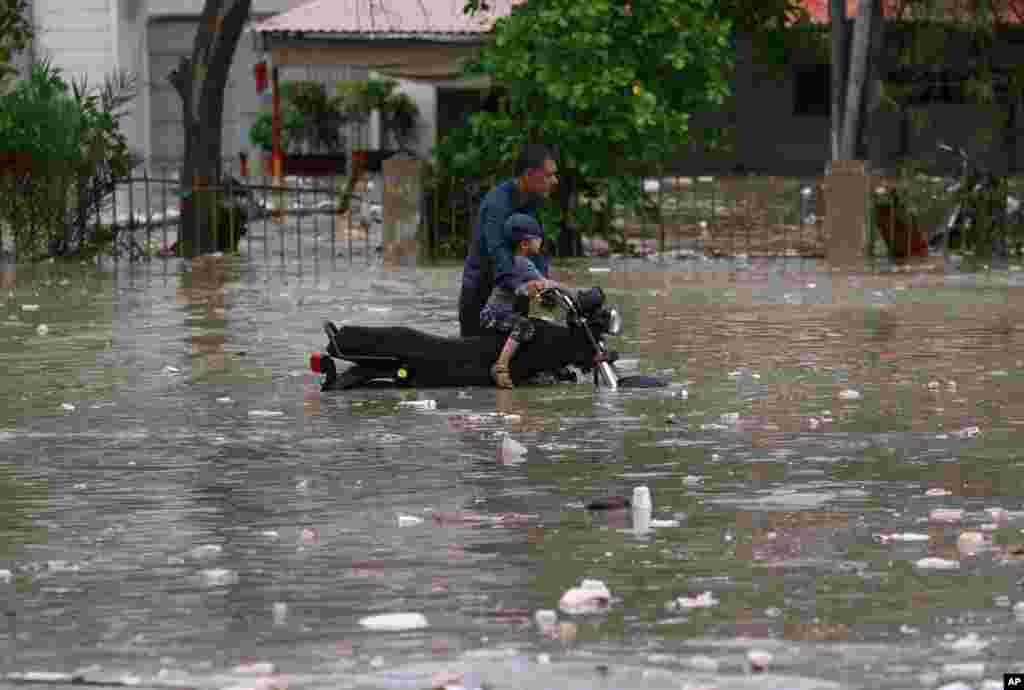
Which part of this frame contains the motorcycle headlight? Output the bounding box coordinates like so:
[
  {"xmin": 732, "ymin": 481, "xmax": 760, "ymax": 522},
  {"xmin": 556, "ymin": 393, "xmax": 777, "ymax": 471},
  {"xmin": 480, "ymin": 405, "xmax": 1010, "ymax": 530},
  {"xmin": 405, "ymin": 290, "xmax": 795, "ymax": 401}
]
[{"xmin": 606, "ymin": 307, "xmax": 623, "ymax": 336}]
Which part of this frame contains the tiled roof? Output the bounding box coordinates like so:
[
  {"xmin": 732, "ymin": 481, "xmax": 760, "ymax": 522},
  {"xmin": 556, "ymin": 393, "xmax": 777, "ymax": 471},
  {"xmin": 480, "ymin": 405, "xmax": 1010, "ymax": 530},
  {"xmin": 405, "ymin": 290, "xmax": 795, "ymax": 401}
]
[
  {"xmin": 253, "ymin": 0, "xmax": 521, "ymax": 35},
  {"xmin": 801, "ymin": 0, "xmax": 1023, "ymax": 23},
  {"xmin": 253, "ymin": 0, "xmax": 1023, "ymax": 35}
]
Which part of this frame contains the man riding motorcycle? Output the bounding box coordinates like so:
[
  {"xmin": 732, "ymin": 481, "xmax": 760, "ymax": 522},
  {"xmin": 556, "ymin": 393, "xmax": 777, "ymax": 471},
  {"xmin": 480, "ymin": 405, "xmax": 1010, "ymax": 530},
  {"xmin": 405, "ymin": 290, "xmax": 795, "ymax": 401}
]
[{"xmin": 458, "ymin": 144, "xmax": 559, "ymax": 337}]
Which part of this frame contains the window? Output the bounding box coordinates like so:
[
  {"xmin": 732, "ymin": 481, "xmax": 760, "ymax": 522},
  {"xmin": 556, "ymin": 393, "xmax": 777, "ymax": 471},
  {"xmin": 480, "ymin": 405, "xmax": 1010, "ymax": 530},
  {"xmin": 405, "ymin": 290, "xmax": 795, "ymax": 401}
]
[{"xmin": 794, "ymin": 64, "xmax": 831, "ymax": 117}]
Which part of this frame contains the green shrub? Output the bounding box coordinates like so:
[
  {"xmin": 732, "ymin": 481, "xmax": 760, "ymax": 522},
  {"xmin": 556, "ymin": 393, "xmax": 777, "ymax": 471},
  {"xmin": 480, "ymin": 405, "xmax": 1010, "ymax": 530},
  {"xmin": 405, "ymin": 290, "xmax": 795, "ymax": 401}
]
[
  {"xmin": 249, "ymin": 107, "xmax": 304, "ymax": 153},
  {"xmin": 0, "ymin": 60, "xmax": 139, "ymax": 260}
]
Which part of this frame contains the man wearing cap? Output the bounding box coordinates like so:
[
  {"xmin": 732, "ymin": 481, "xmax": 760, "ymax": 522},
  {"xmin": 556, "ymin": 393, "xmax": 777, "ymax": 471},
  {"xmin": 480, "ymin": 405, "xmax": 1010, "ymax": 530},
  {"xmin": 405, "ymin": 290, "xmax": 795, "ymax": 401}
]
[
  {"xmin": 458, "ymin": 144, "xmax": 559, "ymax": 337},
  {"xmin": 479, "ymin": 213, "xmax": 560, "ymax": 388}
]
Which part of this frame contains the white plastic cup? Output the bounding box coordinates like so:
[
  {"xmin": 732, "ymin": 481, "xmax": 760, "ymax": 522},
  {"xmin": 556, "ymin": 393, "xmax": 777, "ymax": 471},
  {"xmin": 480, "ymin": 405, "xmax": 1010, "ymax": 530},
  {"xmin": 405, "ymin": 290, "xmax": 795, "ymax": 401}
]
[
  {"xmin": 534, "ymin": 609, "xmax": 557, "ymax": 628},
  {"xmin": 632, "ymin": 486, "xmax": 652, "ymax": 510}
]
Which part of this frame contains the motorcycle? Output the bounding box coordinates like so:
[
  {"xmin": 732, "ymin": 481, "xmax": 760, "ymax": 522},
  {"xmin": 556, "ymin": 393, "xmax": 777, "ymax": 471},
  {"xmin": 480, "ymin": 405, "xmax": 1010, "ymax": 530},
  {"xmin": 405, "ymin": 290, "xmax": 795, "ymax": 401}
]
[
  {"xmin": 928, "ymin": 142, "xmax": 1022, "ymax": 257},
  {"xmin": 309, "ymin": 286, "xmax": 667, "ymax": 391}
]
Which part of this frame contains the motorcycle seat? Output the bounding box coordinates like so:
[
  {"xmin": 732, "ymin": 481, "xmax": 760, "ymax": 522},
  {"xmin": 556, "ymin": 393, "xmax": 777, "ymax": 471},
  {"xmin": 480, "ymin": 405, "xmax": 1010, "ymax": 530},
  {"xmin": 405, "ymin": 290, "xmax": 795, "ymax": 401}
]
[{"xmin": 326, "ymin": 322, "xmax": 487, "ymax": 362}]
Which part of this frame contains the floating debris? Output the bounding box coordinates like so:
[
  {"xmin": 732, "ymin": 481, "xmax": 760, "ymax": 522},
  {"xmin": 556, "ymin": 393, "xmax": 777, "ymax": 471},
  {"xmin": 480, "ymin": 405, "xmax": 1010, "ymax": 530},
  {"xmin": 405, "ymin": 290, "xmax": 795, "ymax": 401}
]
[
  {"xmin": 954, "ymin": 426, "xmax": 981, "ymax": 439},
  {"xmin": 559, "ymin": 579, "xmax": 612, "ymax": 615},
  {"xmin": 197, "ymin": 568, "xmax": 238, "ymax": 587},
  {"xmin": 945, "ymin": 632, "xmax": 989, "ymax": 654},
  {"xmin": 398, "ymin": 515, "xmax": 424, "ymax": 527},
  {"xmin": 359, "ymin": 612, "xmax": 429, "ymax": 631},
  {"xmin": 498, "ymin": 435, "xmax": 528, "ymax": 464},
  {"xmin": 248, "ymin": 410, "xmax": 285, "ymax": 418},
  {"xmin": 930, "ymin": 508, "xmax": 964, "ymax": 523},
  {"xmin": 667, "ymin": 591, "xmax": 719, "ymax": 611},
  {"xmin": 398, "ymin": 399, "xmax": 437, "ymax": 411},
  {"xmin": 875, "ymin": 532, "xmax": 930, "ymax": 543},
  {"xmin": 956, "ymin": 531, "xmax": 988, "ymax": 556},
  {"xmin": 650, "ymin": 519, "xmax": 681, "ymax": 528},
  {"xmin": 941, "ymin": 662, "xmax": 986, "ymax": 680},
  {"xmin": 189, "ymin": 544, "xmax": 222, "ymax": 560},
  {"xmin": 747, "ymin": 649, "xmax": 772, "ymax": 672},
  {"xmin": 234, "ymin": 661, "xmax": 276, "ymax": 675}
]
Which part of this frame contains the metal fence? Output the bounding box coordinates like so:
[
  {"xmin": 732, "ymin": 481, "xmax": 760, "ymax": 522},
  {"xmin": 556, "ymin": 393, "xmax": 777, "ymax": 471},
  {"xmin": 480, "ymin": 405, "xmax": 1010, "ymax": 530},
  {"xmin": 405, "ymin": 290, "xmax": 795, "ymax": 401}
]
[
  {"xmin": 5, "ymin": 163, "xmax": 1021, "ymax": 265},
  {"xmin": 421, "ymin": 173, "xmax": 826, "ymax": 260},
  {"xmin": 0, "ymin": 166, "xmax": 385, "ymax": 265},
  {"xmin": 104, "ymin": 172, "xmax": 383, "ymax": 264}
]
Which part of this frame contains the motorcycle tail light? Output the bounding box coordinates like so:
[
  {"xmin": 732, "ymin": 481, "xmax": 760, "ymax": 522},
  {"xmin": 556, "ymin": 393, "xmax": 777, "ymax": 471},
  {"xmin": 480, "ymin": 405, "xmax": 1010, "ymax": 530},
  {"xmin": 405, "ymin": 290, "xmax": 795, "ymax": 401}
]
[{"xmin": 310, "ymin": 352, "xmax": 323, "ymax": 373}]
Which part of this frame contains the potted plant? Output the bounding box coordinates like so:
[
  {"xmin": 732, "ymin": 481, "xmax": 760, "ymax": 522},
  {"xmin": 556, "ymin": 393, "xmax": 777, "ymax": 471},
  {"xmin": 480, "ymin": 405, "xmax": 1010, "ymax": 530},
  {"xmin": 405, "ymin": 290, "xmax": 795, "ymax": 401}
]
[
  {"xmin": 280, "ymin": 81, "xmax": 348, "ymax": 152},
  {"xmin": 249, "ymin": 106, "xmax": 303, "ymax": 175},
  {"xmin": 871, "ymin": 164, "xmax": 933, "ymax": 260},
  {"xmin": 334, "ymin": 78, "xmax": 413, "ymax": 173},
  {"xmin": 381, "ymin": 92, "xmax": 419, "ymax": 153}
]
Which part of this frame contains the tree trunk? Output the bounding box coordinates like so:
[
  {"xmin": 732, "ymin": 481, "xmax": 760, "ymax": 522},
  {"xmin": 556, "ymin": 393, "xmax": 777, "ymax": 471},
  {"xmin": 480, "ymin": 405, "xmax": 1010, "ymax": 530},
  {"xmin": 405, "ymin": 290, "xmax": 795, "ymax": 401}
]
[
  {"xmin": 858, "ymin": 0, "xmax": 886, "ymax": 169},
  {"xmin": 829, "ymin": 0, "xmax": 847, "ymax": 161},
  {"xmin": 1007, "ymin": 99, "xmax": 1019, "ymax": 174},
  {"xmin": 839, "ymin": 0, "xmax": 875, "ymax": 159},
  {"xmin": 556, "ymin": 167, "xmax": 581, "ymax": 257},
  {"xmin": 169, "ymin": 0, "xmax": 252, "ymax": 257}
]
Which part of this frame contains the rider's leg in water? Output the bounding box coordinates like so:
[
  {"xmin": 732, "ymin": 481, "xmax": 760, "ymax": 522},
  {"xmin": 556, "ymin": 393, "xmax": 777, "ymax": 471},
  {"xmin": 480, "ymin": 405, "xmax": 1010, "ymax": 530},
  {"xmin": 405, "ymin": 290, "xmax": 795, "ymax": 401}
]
[{"xmin": 491, "ymin": 315, "xmax": 535, "ymax": 389}]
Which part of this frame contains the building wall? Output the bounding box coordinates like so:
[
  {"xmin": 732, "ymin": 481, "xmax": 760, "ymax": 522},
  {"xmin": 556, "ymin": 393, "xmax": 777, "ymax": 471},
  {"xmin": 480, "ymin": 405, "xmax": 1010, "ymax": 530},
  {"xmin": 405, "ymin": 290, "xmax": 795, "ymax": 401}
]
[
  {"xmin": 674, "ymin": 31, "xmax": 1024, "ymax": 177},
  {"xmin": 30, "ymin": 0, "xmax": 118, "ymax": 85},
  {"xmin": 389, "ymin": 77, "xmax": 437, "ymax": 160},
  {"xmin": 24, "ymin": 0, "xmax": 150, "ymax": 170},
  {"xmin": 148, "ymin": 14, "xmax": 273, "ymax": 174}
]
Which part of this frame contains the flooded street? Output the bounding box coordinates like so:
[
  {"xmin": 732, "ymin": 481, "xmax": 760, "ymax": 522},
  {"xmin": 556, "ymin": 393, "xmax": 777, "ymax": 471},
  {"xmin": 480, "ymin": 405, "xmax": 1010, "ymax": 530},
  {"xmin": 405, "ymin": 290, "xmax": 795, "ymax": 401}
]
[{"xmin": 2, "ymin": 248, "xmax": 1024, "ymax": 690}]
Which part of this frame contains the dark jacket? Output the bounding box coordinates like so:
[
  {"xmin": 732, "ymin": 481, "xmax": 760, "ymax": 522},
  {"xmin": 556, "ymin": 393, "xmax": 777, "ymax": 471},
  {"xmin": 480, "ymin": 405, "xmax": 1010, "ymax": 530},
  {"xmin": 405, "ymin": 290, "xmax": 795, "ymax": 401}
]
[{"xmin": 461, "ymin": 180, "xmax": 550, "ymax": 292}]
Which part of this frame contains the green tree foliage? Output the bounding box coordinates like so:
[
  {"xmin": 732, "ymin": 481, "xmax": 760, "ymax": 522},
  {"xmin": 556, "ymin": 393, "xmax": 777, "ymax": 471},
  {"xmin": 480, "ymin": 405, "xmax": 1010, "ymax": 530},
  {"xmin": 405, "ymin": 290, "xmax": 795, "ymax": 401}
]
[
  {"xmin": 437, "ymin": 0, "xmax": 734, "ymax": 252},
  {"xmin": 249, "ymin": 106, "xmax": 304, "ymax": 153},
  {"xmin": 0, "ymin": 0, "xmax": 32, "ymax": 92}
]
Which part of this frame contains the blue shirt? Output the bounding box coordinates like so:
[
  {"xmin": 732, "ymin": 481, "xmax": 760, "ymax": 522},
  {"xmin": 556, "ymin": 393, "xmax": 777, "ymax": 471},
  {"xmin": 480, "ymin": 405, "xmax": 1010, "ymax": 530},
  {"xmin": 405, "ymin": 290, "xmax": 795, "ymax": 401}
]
[
  {"xmin": 462, "ymin": 180, "xmax": 550, "ymax": 292},
  {"xmin": 481, "ymin": 255, "xmax": 545, "ymax": 325}
]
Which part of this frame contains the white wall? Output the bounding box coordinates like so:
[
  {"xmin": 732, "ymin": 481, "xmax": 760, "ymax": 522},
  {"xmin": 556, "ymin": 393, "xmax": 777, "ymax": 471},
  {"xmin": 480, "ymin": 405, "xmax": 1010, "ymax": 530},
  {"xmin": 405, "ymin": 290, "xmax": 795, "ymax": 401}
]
[
  {"xmin": 116, "ymin": 0, "xmax": 150, "ymax": 170},
  {"xmin": 31, "ymin": 0, "xmax": 118, "ymax": 88},
  {"xmin": 392, "ymin": 77, "xmax": 437, "ymax": 159},
  {"xmin": 27, "ymin": 0, "xmax": 150, "ymax": 172},
  {"xmin": 147, "ymin": 0, "xmax": 307, "ymax": 17}
]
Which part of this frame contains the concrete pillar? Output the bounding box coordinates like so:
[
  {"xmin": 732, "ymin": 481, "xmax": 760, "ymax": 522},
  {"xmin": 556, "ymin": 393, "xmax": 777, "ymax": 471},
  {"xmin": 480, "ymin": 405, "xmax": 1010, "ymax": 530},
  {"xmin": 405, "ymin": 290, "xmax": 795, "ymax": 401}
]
[
  {"xmin": 381, "ymin": 153, "xmax": 422, "ymax": 267},
  {"xmin": 823, "ymin": 159, "xmax": 871, "ymax": 268}
]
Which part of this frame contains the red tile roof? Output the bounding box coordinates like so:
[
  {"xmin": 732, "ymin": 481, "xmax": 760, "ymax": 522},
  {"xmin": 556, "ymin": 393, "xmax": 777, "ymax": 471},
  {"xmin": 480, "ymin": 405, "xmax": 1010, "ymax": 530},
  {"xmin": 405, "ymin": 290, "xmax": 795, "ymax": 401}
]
[
  {"xmin": 254, "ymin": 0, "xmax": 1023, "ymax": 35},
  {"xmin": 801, "ymin": 0, "xmax": 1024, "ymax": 23},
  {"xmin": 253, "ymin": 0, "xmax": 521, "ymax": 35}
]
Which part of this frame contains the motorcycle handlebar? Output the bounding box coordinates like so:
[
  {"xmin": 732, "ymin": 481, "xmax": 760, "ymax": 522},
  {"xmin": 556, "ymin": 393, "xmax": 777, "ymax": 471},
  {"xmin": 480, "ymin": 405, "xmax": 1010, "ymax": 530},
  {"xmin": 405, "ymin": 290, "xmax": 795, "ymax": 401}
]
[{"xmin": 540, "ymin": 286, "xmax": 576, "ymax": 311}]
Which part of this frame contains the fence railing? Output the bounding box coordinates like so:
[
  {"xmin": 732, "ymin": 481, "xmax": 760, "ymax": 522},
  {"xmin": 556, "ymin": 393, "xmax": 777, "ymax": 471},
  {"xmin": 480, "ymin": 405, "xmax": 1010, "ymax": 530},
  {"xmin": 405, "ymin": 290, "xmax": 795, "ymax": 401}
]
[
  {"xmin": 420, "ymin": 173, "xmax": 825, "ymax": 260},
  {"xmin": 0, "ymin": 168, "xmax": 385, "ymax": 265},
  {"xmin": 5, "ymin": 165, "xmax": 1021, "ymax": 265}
]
